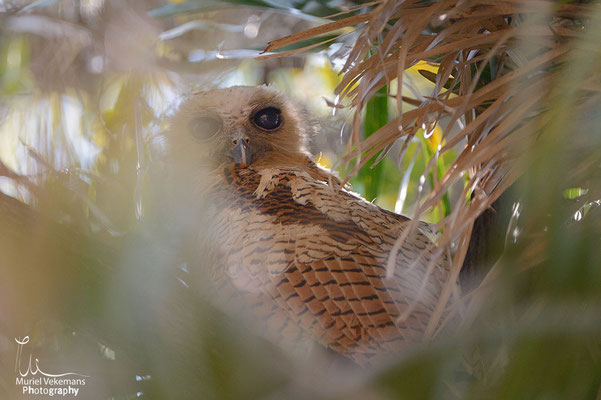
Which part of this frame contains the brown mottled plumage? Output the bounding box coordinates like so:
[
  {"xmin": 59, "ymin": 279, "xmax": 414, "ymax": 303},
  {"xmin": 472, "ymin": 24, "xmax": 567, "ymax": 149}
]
[{"xmin": 168, "ymin": 86, "xmax": 453, "ymax": 366}]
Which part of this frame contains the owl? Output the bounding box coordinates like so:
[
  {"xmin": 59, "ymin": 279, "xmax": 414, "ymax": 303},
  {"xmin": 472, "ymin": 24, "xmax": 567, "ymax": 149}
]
[{"xmin": 167, "ymin": 85, "xmax": 454, "ymax": 366}]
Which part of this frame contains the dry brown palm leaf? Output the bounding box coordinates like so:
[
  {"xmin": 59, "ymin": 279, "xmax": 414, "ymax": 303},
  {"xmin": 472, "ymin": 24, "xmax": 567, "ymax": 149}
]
[{"xmin": 259, "ymin": 0, "xmax": 596, "ymax": 334}]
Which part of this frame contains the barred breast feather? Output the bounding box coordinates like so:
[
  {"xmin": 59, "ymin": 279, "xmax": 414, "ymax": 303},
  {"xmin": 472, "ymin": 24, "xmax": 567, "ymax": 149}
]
[{"xmin": 207, "ymin": 163, "xmax": 451, "ymax": 366}]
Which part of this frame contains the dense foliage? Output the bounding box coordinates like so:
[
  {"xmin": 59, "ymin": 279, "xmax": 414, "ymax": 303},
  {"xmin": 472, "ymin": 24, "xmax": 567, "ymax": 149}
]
[{"xmin": 1, "ymin": 1, "xmax": 600, "ymax": 399}]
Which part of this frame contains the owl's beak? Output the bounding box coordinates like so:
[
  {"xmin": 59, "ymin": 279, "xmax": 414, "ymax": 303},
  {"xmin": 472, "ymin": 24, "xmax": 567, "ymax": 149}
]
[{"xmin": 232, "ymin": 138, "xmax": 253, "ymax": 165}]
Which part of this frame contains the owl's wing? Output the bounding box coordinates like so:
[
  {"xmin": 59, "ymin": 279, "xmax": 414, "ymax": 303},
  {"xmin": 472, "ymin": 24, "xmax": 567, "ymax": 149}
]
[{"xmin": 214, "ymin": 165, "xmax": 450, "ymax": 365}]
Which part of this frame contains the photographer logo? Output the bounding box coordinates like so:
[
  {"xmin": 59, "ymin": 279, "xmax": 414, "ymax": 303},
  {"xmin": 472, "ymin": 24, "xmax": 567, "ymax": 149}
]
[{"xmin": 14, "ymin": 336, "xmax": 89, "ymax": 397}]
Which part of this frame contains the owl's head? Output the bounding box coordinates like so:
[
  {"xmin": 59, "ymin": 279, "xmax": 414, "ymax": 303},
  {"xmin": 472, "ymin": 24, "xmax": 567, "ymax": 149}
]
[{"xmin": 168, "ymin": 85, "xmax": 310, "ymax": 170}]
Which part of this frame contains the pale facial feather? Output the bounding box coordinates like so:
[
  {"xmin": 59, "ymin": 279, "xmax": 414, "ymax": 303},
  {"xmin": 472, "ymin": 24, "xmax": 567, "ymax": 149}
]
[{"xmin": 168, "ymin": 85, "xmax": 310, "ymax": 172}]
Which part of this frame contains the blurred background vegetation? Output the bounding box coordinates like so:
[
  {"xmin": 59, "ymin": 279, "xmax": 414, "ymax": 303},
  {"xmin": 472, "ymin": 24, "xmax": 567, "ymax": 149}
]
[{"xmin": 0, "ymin": 0, "xmax": 600, "ymax": 399}]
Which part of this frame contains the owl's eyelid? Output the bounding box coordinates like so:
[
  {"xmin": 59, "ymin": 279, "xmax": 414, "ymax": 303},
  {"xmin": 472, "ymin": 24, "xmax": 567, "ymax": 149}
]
[
  {"xmin": 249, "ymin": 100, "xmax": 284, "ymax": 115},
  {"xmin": 188, "ymin": 115, "xmax": 223, "ymax": 142},
  {"xmin": 194, "ymin": 111, "xmax": 221, "ymax": 120}
]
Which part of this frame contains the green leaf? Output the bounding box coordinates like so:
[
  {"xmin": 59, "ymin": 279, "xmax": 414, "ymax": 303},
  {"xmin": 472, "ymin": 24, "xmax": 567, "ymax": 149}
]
[
  {"xmin": 356, "ymin": 86, "xmax": 388, "ymax": 202},
  {"xmin": 418, "ymin": 128, "xmax": 452, "ymax": 221},
  {"xmin": 563, "ymin": 187, "xmax": 588, "ymax": 200},
  {"xmin": 148, "ymin": 0, "xmax": 331, "ymax": 20}
]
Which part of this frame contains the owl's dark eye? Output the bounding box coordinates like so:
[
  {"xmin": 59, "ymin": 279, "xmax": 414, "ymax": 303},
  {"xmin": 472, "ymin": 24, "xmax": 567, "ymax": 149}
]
[
  {"xmin": 252, "ymin": 107, "xmax": 282, "ymax": 130},
  {"xmin": 189, "ymin": 116, "xmax": 222, "ymax": 141}
]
